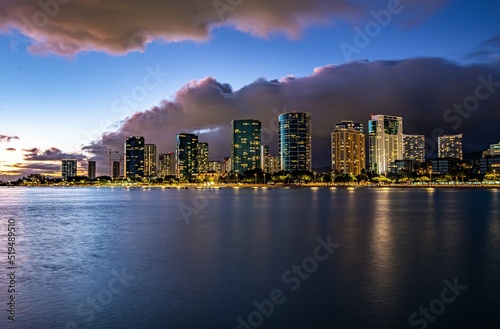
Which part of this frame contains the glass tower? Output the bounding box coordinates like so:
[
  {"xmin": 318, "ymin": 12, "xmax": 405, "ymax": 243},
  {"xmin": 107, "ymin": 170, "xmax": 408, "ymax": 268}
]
[
  {"xmin": 125, "ymin": 136, "xmax": 145, "ymax": 178},
  {"xmin": 176, "ymin": 133, "xmax": 199, "ymax": 179},
  {"xmin": 231, "ymin": 119, "xmax": 262, "ymax": 175},
  {"xmin": 279, "ymin": 112, "xmax": 312, "ymax": 172}
]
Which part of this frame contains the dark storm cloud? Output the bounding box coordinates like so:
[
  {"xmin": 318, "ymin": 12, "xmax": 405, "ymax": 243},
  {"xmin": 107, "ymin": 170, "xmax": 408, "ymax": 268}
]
[
  {"xmin": 24, "ymin": 147, "xmax": 86, "ymax": 161},
  {"xmin": 88, "ymin": 58, "xmax": 500, "ymax": 168},
  {"xmin": 0, "ymin": 135, "xmax": 19, "ymax": 142},
  {"xmin": 0, "ymin": 0, "xmax": 443, "ymax": 55}
]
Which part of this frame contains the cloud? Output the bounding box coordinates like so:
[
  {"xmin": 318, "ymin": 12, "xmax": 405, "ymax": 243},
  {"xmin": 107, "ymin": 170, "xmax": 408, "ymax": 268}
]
[
  {"xmin": 22, "ymin": 147, "xmax": 39, "ymax": 153},
  {"xmin": 12, "ymin": 162, "xmax": 61, "ymax": 172},
  {"xmin": 0, "ymin": 0, "xmax": 443, "ymax": 55},
  {"xmin": 23, "ymin": 147, "xmax": 86, "ymax": 161},
  {"xmin": 466, "ymin": 35, "xmax": 500, "ymax": 63},
  {"xmin": 0, "ymin": 135, "xmax": 19, "ymax": 143},
  {"xmin": 87, "ymin": 57, "xmax": 500, "ymax": 168},
  {"xmin": 6, "ymin": 147, "xmax": 88, "ymax": 177},
  {"xmin": 5, "ymin": 148, "xmax": 16, "ymax": 152}
]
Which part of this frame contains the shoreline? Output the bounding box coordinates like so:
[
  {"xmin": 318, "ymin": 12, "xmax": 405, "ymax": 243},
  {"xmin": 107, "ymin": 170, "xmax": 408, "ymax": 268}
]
[{"xmin": 2, "ymin": 183, "xmax": 499, "ymax": 190}]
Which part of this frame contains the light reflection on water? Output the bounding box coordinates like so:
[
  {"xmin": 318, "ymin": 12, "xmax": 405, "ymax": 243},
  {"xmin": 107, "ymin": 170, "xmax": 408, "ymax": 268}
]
[{"xmin": 0, "ymin": 187, "xmax": 499, "ymax": 329}]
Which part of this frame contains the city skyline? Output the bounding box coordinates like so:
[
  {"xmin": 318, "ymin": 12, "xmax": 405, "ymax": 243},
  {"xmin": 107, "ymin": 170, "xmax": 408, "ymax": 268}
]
[
  {"xmin": 64, "ymin": 111, "xmax": 494, "ymax": 180},
  {"xmin": 1, "ymin": 1, "xmax": 500, "ymax": 179}
]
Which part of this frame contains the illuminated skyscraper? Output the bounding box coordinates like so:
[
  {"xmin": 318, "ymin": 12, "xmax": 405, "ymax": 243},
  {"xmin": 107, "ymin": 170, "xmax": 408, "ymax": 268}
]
[
  {"xmin": 265, "ymin": 156, "xmax": 281, "ymax": 174},
  {"xmin": 87, "ymin": 160, "xmax": 96, "ymax": 180},
  {"xmin": 368, "ymin": 114, "xmax": 403, "ymax": 174},
  {"xmin": 159, "ymin": 152, "xmax": 176, "ymax": 177},
  {"xmin": 62, "ymin": 159, "xmax": 77, "ymax": 180},
  {"xmin": 279, "ymin": 112, "xmax": 312, "ymax": 172},
  {"xmin": 208, "ymin": 161, "xmax": 222, "ymax": 173},
  {"xmin": 231, "ymin": 119, "xmax": 262, "ymax": 174},
  {"xmin": 125, "ymin": 136, "xmax": 145, "ymax": 178},
  {"xmin": 331, "ymin": 121, "xmax": 365, "ymax": 175},
  {"xmin": 144, "ymin": 144, "xmax": 157, "ymax": 177},
  {"xmin": 438, "ymin": 134, "xmax": 463, "ymax": 160},
  {"xmin": 403, "ymin": 134, "xmax": 426, "ymax": 163},
  {"xmin": 261, "ymin": 145, "xmax": 270, "ymax": 170},
  {"xmin": 197, "ymin": 142, "xmax": 209, "ymax": 173},
  {"xmin": 176, "ymin": 133, "xmax": 199, "ymax": 179}
]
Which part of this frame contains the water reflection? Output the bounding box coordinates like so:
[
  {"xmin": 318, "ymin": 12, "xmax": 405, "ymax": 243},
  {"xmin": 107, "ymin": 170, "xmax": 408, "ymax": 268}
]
[{"xmin": 370, "ymin": 190, "xmax": 394, "ymax": 281}]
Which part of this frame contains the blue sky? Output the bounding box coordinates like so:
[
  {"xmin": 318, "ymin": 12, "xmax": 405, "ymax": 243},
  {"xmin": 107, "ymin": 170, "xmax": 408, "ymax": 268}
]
[{"xmin": 0, "ymin": 0, "xmax": 499, "ymax": 177}]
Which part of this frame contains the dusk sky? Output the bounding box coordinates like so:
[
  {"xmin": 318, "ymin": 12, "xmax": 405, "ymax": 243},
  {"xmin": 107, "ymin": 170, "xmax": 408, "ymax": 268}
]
[{"xmin": 1, "ymin": 0, "xmax": 499, "ymax": 178}]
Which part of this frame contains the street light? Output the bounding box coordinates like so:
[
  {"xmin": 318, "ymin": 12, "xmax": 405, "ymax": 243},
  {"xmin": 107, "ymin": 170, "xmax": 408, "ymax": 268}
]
[{"xmin": 254, "ymin": 173, "xmax": 257, "ymax": 185}]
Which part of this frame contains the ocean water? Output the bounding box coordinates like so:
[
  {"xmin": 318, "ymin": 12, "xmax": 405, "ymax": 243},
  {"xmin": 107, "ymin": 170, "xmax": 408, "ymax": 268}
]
[{"xmin": 0, "ymin": 186, "xmax": 499, "ymax": 329}]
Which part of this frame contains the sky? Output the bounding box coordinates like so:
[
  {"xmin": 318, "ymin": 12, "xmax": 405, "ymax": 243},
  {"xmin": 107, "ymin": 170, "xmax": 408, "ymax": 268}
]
[{"xmin": 0, "ymin": 0, "xmax": 499, "ymax": 179}]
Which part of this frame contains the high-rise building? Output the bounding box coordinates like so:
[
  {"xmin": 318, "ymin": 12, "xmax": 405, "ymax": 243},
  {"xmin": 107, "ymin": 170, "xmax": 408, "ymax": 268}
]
[
  {"xmin": 222, "ymin": 157, "xmax": 232, "ymax": 175},
  {"xmin": 159, "ymin": 152, "xmax": 176, "ymax": 177},
  {"xmin": 483, "ymin": 141, "xmax": 500, "ymax": 158},
  {"xmin": 125, "ymin": 136, "xmax": 145, "ymax": 178},
  {"xmin": 480, "ymin": 143, "xmax": 500, "ymax": 173},
  {"xmin": 231, "ymin": 119, "xmax": 262, "ymax": 174},
  {"xmin": 197, "ymin": 142, "xmax": 209, "ymax": 173},
  {"xmin": 368, "ymin": 114, "xmax": 403, "ymax": 174},
  {"xmin": 62, "ymin": 159, "xmax": 77, "ymax": 180},
  {"xmin": 265, "ymin": 156, "xmax": 281, "ymax": 174},
  {"xmin": 261, "ymin": 145, "xmax": 270, "ymax": 170},
  {"xmin": 403, "ymin": 134, "xmax": 426, "ymax": 163},
  {"xmin": 279, "ymin": 112, "xmax": 312, "ymax": 172},
  {"xmin": 87, "ymin": 160, "xmax": 96, "ymax": 180},
  {"xmin": 331, "ymin": 121, "xmax": 365, "ymax": 176},
  {"xmin": 176, "ymin": 133, "xmax": 199, "ymax": 179},
  {"xmin": 144, "ymin": 144, "xmax": 157, "ymax": 177},
  {"xmin": 167, "ymin": 152, "xmax": 175, "ymax": 176},
  {"xmin": 112, "ymin": 161, "xmax": 121, "ymax": 179},
  {"xmin": 208, "ymin": 161, "xmax": 222, "ymax": 173},
  {"xmin": 438, "ymin": 134, "xmax": 463, "ymax": 160},
  {"xmin": 158, "ymin": 154, "xmax": 168, "ymax": 177}
]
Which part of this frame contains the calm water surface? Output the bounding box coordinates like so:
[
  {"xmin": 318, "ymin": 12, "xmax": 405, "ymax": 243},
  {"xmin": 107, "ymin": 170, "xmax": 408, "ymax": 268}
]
[{"xmin": 0, "ymin": 187, "xmax": 499, "ymax": 328}]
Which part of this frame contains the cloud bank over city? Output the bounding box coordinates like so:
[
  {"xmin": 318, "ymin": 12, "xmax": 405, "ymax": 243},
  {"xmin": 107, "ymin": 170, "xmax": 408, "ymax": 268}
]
[
  {"xmin": 83, "ymin": 57, "xmax": 500, "ymax": 172},
  {"xmin": 1, "ymin": 0, "xmax": 444, "ymax": 55}
]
